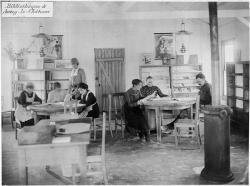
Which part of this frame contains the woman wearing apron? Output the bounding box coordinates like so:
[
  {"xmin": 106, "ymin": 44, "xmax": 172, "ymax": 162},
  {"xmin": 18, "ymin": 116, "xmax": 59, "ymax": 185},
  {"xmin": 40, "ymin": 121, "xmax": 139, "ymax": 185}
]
[
  {"xmin": 73, "ymin": 82, "xmax": 99, "ymax": 119},
  {"xmin": 15, "ymin": 82, "xmax": 42, "ymax": 128},
  {"xmin": 68, "ymin": 58, "xmax": 86, "ymax": 98}
]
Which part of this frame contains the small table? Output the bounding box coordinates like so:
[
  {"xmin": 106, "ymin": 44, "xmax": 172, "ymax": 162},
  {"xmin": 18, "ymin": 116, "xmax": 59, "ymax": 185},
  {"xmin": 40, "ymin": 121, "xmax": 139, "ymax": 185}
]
[
  {"xmin": 28, "ymin": 102, "xmax": 85, "ymax": 124},
  {"xmin": 143, "ymin": 97, "xmax": 196, "ymax": 142},
  {"xmin": 17, "ymin": 119, "xmax": 90, "ymax": 185}
]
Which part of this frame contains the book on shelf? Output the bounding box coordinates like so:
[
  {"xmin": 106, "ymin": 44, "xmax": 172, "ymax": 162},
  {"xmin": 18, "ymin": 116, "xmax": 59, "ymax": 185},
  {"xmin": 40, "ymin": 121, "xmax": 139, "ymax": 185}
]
[{"xmin": 54, "ymin": 59, "xmax": 71, "ymax": 69}]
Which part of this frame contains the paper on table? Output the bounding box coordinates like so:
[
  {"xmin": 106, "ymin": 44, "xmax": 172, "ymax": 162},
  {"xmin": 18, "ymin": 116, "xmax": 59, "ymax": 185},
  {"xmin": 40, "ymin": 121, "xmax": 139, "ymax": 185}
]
[{"xmin": 52, "ymin": 136, "xmax": 71, "ymax": 143}]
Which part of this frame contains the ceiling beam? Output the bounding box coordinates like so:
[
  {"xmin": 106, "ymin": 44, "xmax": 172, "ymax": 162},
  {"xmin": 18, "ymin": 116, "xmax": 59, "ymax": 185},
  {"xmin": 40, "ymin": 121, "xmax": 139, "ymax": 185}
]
[
  {"xmin": 237, "ymin": 17, "xmax": 250, "ymax": 27},
  {"xmin": 52, "ymin": 9, "xmax": 249, "ymax": 21}
]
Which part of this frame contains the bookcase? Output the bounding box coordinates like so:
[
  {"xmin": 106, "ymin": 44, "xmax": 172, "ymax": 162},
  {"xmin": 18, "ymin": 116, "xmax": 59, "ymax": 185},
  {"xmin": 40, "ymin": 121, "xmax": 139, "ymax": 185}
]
[
  {"xmin": 139, "ymin": 64, "xmax": 202, "ymax": 97},
  {"xmin": 12, "ymin": 68, "xmax": 71, "ymax": 106},
  {"xmin": 226, "ymin": 61, "xmax": 249, "ymax": 134}
]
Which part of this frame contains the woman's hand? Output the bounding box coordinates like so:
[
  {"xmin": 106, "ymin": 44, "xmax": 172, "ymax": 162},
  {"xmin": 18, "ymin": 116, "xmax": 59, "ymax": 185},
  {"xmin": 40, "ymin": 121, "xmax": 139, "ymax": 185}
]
[
  {"xmin": 151, "ymin": 91, "xmax": 157, "ymax": 98},
  {"xmin": 137, "ymin": 100, "xmax": 143, "ymax": 105},
  {"xmin": 145, "ymin": 91, "xmax": 157, "ymax": 100},
  {"xmin": 32, "ymin": 101, "xmax": 41, "ymax": 105}
]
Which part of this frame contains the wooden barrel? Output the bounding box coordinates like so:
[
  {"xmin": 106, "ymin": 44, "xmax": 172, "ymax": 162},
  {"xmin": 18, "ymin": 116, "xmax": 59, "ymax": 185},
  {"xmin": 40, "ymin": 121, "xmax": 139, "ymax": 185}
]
[{"xmin": 200, "ymin": 105, "xmax": 234, "ymax": 183}]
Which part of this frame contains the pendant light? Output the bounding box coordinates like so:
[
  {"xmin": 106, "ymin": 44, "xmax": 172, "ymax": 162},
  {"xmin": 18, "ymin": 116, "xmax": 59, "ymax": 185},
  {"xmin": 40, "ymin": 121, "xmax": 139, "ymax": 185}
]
[{"xmin": 176, "ymin": 20, "xmax": 192, "ymax": 53}]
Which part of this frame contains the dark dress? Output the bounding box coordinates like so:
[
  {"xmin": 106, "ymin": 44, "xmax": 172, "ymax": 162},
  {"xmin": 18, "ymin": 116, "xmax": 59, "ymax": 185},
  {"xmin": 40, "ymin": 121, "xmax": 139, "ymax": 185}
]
[
  {"xmin": 140, "ymin": 85, "xmax": 168, "ymax": 98},
  {"xmin": 199, "ymin": 81, "xmax": 212, "ymax": 105},
  {"xmin": 76, "ymin": 91, "xmax": 100, "ymax": 118},
  {"xmin": 124, "ymin": 88, "xmax": 149, "ymax": 134}
]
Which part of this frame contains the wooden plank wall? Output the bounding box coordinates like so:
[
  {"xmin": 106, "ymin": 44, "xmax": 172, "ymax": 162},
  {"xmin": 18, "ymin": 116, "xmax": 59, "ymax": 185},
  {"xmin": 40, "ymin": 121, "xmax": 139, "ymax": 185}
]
[{"xmin": 94, "ymin": 48, "xmax": 125, "ymax": 111}]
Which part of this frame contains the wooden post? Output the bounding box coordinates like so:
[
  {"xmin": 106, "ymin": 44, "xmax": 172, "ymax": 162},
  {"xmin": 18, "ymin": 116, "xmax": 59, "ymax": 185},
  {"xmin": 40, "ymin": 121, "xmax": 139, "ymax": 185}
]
[
  {"xmin": 200, "ymin": 106, "xmax": 234, "ymax": 182},
  {"xmin": 169, "ymin": 66, "xmax": 174, "ymax": 97},
  {"xmin": 209, "ymin": 2, "xmax": 221, "ymax": 105}
]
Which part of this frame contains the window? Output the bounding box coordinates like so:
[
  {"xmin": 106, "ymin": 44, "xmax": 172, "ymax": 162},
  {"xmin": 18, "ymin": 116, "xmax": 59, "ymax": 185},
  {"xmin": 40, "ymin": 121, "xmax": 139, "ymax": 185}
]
[{"xmin": 222, "ymin": 40, "xmax": 235, "ymax": 97}]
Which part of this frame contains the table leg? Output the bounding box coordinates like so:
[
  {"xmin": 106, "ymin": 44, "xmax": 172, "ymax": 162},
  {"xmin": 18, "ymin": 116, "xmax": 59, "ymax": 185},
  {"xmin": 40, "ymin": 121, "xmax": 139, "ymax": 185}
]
[
  {"xmin": 155, "ymin": 108, "xmax": 161, "ymax": 143},
  {"xmin": 33, "ymin": 112, "xmax": 38, "ymax": 124},
  {"xmin": 190, "ymin": 105, "xmax": 193, "ymax": 119},
  {"xmin": 78, "ymin": 145, "xmax": 87, "ymax": 183},
  {"xmin": 18, "ymin": 149, "xmax": 27, "ymax": 185},
  {"xmin": 72, "ymin": 164, "xmax": 77, "ymax": 185}
]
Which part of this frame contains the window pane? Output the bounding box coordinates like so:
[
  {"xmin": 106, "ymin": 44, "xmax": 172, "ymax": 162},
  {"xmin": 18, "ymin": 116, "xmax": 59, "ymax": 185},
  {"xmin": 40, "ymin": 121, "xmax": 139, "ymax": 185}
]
[{"xmin": 225, "ymin": 44, "xmax": 234, "ymax": 63}]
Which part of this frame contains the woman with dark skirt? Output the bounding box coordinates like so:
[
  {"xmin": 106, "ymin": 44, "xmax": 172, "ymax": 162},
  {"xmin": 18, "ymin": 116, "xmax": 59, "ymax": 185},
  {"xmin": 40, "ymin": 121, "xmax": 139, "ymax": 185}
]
[
  {"xmin": 124, "ymin": 79, "xmax": 154, "ymax": 142},
  {"xmin": 15, "ymin": 82, "xmax": 42, "ymax": 128},
  {"xmin": 73, "ymin": 83, "xmax": 99, "ymax": 119}
]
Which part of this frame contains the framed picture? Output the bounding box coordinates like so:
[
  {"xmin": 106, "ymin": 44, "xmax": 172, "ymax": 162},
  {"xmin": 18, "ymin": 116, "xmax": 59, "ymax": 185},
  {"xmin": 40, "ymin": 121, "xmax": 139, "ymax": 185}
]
[
  {"xmin": 40, "ymin": 35, "xmax": 63, "ymax": 60},
  {"xmin": 141, "ymin": 53, "xmax": 153, "ymax": 65},
  {"xmin": 154, "ymin": 33, "xmax": 175, "ymax": 60}
]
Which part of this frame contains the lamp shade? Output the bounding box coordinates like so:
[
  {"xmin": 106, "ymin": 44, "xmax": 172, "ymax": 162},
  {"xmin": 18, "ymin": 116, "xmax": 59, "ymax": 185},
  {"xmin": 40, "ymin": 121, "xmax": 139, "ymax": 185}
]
[
  {"xmin": 32, "ymin": 33, "xmax": 51, "ymax": 40},
  {"xmin": 175, "ymin": 21, "xmax": 192, "ymax": 35}
]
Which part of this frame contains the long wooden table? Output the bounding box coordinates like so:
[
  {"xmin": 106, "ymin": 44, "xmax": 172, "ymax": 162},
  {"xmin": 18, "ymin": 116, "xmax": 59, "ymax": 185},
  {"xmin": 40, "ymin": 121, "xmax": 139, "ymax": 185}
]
[
  {"xmin": 143, "ymin": 97, "xmax": 196, "ymax": 143},
  {"xmin": 17, "ymin": 119, "xmax": 90, "ymax": 185},
  {"xmin": 28, "ymin": 102, "xmax": 85, "ymax": 123}
]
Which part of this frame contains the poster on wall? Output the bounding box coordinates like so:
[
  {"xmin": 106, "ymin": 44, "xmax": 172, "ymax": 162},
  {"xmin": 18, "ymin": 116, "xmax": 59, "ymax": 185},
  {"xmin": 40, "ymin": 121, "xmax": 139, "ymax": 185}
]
[
  {"xmin": 40, "ymin": 35, "xmax": 63, "ymax": 60},
  {"xmin": 154, "ymin": 33, "xmax": 175, "ymax": 60}
]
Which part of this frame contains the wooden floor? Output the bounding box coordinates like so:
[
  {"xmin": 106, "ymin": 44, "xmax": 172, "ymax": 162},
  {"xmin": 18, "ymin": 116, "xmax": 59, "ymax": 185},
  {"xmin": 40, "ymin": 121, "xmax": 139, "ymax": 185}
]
[{"xmin": 1, "ymin": 117, "xmax": 249, "ymax": 185}]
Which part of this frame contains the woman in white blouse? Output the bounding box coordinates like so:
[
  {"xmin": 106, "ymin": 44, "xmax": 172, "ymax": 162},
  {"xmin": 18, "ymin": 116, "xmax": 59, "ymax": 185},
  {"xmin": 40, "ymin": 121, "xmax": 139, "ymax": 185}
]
[{"xmin": 68, "ymin": 58, "xmax": 86, "ymax": 95}]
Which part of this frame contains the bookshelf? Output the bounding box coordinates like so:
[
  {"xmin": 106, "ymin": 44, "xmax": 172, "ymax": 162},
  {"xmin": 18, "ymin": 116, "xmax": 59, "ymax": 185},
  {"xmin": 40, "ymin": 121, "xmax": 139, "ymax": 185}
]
[
  {"xmin": 226, "ymin": 61, "xmax": 249, "ymax": 134},
  {"xmin": 139, "ymin": 64, "xmax": 202, "ymax": 97},
  {"xmin": 12, "ymin": 67, "xmax": 71, "ymax": 106}
]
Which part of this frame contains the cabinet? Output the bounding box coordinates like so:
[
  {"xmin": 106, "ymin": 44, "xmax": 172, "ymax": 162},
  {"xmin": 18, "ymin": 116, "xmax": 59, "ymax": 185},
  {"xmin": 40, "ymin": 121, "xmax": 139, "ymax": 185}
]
[
  {"xmin": 226, "ymin": 61, "xmax": 249, "ymax": 133},
  {"xmin": 139, "ymin": 64, "xmax": 202, "ymax": 97}
]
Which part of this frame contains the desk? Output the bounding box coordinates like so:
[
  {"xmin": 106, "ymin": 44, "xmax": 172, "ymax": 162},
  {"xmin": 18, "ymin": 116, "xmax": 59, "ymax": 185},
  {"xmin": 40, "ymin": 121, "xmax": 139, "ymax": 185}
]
[
  {"xmin": 143, "ymin": 97, "xmax": 196, "ymax": 142},
  {"xmin": 17, "ymin": 119, "xmax": 90, "ymax": 185},
  {"xmin": 28, "ymin": 103, "xmax": 85, "ymax": 123}
]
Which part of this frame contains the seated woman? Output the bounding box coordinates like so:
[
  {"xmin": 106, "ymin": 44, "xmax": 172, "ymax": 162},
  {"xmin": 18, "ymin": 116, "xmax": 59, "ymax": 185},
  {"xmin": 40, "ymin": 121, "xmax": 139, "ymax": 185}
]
[
  {"xmin": 73, "ymin": 83, "xmax": 99, "ymax": 118},
  {"xmin": 124, "ymin": 79, "xmax": 155, "ymax": 142},
  {"xmin": 15, "ymin": 82, "xmax": 42, "ymax": 128},
  {"xmin": 140, "ymin": 76, "xmax": 168, "ymax": 98},
  {"xmin": 47, "ymin": 82, "xmax": 66, "ymax": 103}
]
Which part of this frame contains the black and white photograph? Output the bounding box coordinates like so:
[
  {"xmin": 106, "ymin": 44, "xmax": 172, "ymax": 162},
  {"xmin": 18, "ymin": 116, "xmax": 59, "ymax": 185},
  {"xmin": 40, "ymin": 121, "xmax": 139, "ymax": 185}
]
[{"xmin": 1, "ymin": 0, "xmax": 249, "ymax": 185}]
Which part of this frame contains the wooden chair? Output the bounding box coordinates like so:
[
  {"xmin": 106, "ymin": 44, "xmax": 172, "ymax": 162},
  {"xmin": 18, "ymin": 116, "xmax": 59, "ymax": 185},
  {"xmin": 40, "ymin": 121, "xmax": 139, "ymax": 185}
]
[
  {"xmin": 87, "ymin": 112, "xmax": 108, "ymax": 185},
  {"xmin": 100, "ymin": 94, "xmax": 114, "ymax": 139},
  {"xmin": 174, "ymin": 95, "xmax": 202, "ymax": 148},
  {"xmin": 108, "ymin": 93, "xmax": 126, "ymax": 138},
  {"xmin": 12, "ymin": 97, "xmax": 22, "ymax": 139}
]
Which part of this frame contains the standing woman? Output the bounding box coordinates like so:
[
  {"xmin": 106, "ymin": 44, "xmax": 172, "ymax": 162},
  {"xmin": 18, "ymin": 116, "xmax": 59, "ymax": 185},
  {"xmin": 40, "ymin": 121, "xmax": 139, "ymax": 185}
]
[
  {"xmin": 73, "ymin": 82, "xmax": 99, "ymax": 119},
  {"xmin": 124, "ymin": 79, "xmax": 153, "ymax": 142},
  {"xmin": 15, "ymin": 82, "xmax": 42, "ymax": 128},
  {"xmin": 68, "ymin": 58, "xmax": 86, "ymax": 95}
]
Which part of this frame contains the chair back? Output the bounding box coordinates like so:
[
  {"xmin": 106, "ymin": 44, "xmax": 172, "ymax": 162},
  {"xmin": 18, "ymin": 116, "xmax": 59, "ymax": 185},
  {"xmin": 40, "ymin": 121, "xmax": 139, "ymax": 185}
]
[
  {"xmin": 13, "ymin": 97, "xmax": 22, "ymax": 125},
  {"xmin": 108, "ymin": 93, "xmax": 125, "ymax": 120}
]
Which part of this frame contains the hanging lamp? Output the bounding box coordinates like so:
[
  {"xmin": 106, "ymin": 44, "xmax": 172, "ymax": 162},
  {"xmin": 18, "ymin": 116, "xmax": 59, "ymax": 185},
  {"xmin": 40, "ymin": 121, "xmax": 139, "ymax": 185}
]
[{"xmin": 175, "ymin": 20, "xmax": 192, "ymax": 53}]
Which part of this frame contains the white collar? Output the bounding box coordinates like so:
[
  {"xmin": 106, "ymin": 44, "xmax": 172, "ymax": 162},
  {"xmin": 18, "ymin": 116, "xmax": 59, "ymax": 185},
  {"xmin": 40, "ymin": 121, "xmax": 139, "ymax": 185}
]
[{"xmin": 71, "ymin": 68, "xmax": 79, "ymax": 76}]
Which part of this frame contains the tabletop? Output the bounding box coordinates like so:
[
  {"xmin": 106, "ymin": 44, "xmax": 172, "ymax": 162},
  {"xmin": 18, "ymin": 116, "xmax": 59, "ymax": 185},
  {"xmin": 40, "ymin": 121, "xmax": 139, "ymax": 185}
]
[
  {"xmin": 17, "ymin": 119, "xmax": 90, "ymax": 149},
  {"xmin": 27, "ymin": 102, "xmax": 85, "ymax": 113},
  {"xmin": 143, "ymin": 97, "xmax": 196, "ymax": 108}
]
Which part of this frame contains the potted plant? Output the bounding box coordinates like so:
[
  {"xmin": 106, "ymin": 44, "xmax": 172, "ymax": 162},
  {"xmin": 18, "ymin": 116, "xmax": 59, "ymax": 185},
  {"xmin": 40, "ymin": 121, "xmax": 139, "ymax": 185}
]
[{"xmin": 4, "ymin": 44, "xmax": 29, "ymax": 69}]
